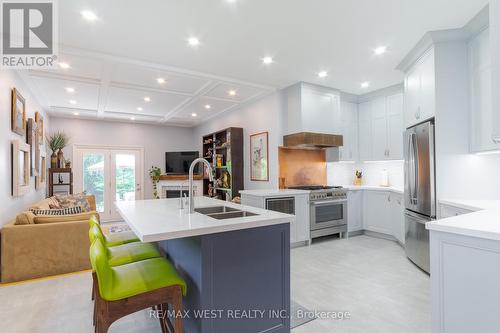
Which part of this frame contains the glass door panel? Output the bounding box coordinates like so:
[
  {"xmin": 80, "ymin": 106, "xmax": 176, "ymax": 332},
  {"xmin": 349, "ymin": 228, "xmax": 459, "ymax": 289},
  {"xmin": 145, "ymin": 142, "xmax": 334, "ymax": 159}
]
[
  {"xmin": 114, "ymin": 154, "xmax": 136, "ymax": 202},
  {"xmin": 82, "ymin": 152, "xmax": 106, "ymax": 214}
]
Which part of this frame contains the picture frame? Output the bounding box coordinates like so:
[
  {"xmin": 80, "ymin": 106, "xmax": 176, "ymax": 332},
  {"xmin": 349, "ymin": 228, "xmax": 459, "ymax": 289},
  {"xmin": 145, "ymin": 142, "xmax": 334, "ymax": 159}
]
[
  {"xmin": 11, "ymin": 88, "xmax": 26, "ymax": 136},
  {"xmin": 250, "ymin": 131, "xmax": 269, "ymax": 181},
  {"xmin": 35, "ymin": 111, "xmax": 44, "ymax": 145},
  {"xmin": 12, "ymin": 140, "xmax": 31, "ymax": 197},
  {"xmin": 36, "ymin": 149, "xmax": 47, "ymax": 190},
  {"xmin": 26, "ymin": 118, "xmax": 36, "ymax": 176}
]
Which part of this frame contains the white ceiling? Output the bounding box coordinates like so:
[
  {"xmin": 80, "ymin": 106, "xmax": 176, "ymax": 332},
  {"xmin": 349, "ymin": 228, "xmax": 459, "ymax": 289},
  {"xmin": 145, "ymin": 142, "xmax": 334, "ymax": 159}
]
[{"xmin": 20, "ymin": 0, "xmax": 489, "ymax": 126}]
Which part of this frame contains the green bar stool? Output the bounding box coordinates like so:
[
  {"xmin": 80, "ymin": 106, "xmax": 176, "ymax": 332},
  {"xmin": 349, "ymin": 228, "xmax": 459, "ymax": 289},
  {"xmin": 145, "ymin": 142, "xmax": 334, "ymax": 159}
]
[
  {"xmin": 88, "ymin": 224, "xmax": 161, "ymax": 266},
  {"xmin": 89, "ymin": 215, "xmax": 139, "ymax": 247},
  {"xmin": 90, "ymin": 238, "xmax": 187, "ymax": 333}
]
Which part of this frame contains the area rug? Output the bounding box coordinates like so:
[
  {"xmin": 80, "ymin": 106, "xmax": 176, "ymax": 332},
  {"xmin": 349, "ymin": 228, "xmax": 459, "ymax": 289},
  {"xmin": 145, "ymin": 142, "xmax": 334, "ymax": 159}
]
[
  {"xmin": 291, "ymin": 300, "xmax": 316, "ymax": 329},
  {"xmin": 100, "ymin": 223, "xmax": 131, "ymax": 235}
]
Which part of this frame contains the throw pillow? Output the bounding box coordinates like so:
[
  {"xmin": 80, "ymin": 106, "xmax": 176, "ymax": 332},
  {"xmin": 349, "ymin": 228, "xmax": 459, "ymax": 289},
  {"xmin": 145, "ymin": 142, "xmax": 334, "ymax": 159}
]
[
  {"xmin": 30, "ymin": 206, "xmax": 83, "ymax": 216},
  {"xmin": 55, "ymin": 193, "xmax": 91, "ymax": 212},
  {"xmin": 15, "ymin": 211, "xmax": 36, "ymax": 225},
  {"xmin": 48, "ymin": 196, "xmax": 61, "ymax": 209}
]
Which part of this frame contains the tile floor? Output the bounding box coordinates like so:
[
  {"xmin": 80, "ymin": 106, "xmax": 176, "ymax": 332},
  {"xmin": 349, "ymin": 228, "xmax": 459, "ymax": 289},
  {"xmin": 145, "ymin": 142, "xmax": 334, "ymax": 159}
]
[{"xmin": 0, "ymin": 235, "xmax": 430, "ymax": 333}]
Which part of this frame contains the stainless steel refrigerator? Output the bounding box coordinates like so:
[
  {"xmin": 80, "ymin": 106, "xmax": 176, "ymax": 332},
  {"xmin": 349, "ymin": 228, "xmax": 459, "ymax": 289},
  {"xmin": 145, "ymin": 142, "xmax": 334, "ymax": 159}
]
[{"xmin": 404, "ymin": 120, "xmax": 436, "ymax": 273}]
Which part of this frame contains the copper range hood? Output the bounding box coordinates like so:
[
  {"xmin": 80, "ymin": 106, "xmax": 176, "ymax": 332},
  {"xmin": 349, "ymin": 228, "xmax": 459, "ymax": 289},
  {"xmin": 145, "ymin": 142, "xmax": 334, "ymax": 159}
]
[{"xmin": 283, "ymin": 132, "xmax": 343, "ymax": 149}]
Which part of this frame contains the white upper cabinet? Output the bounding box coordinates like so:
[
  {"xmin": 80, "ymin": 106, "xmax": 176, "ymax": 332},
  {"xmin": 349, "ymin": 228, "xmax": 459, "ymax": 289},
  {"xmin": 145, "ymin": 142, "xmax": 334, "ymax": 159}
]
[
  {"xmin": 386, "ymin": 94, "xmax": 405, "ymax": 159},
  {"xmin": 357, "ymin": 93, "xmax": 404, "ymax": 161},
  {"xmin": 469, "ymin": 27, "xmax": 499, "ymax": 152},
  {"xmin": 492, "ymin": 2, "xmax": 500, "ymax": 143},
  {"xmin": 358, "ymin": 101, "xmax": 373, "ymax": 161},
  {"xmin": 339, "ymin": 101, "xmax": 359, "ymax": 161},
  {"xmin": 403, "ymin": 47, "xmax": 436, "ymax": 128},
  {"xmin": 371, "ymin": 97, "xmax": 388, "ymax": 160},
  {"xmin": 300, "ymin": 84, "xmax": 341, "ymax": 134}
]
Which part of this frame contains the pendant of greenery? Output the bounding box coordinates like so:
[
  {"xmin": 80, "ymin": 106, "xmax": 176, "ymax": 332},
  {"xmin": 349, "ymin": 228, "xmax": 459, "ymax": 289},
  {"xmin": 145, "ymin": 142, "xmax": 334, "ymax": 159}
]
[{"xmin": 149, "ymin": 166, "xmax": 162, "ymax": 199}]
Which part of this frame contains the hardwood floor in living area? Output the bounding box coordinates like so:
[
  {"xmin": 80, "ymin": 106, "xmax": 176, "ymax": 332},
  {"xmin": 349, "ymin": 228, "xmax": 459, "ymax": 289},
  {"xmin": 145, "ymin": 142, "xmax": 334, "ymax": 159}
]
[{"xmin": 0, "ymin": 235, "xmax": 429, "ymax": 333}]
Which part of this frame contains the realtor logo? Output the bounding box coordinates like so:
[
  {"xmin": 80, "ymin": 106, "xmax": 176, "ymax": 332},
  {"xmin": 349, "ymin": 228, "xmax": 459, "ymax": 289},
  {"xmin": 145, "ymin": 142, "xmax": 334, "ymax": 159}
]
[{"xmin": 1, "ymin": 0, "xmax": 58, "ymax": 68}]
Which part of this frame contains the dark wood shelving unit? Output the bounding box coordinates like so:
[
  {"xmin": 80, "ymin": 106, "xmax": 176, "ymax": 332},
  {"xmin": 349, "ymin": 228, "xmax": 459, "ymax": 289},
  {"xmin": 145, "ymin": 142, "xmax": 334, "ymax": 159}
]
[
  {"xmin": 202, "ymin": 127, "xmax": 243, "ymax": 200},
  {"xmin": 48, "ymin": 168, "xmax": 73, "ymax": 197}
]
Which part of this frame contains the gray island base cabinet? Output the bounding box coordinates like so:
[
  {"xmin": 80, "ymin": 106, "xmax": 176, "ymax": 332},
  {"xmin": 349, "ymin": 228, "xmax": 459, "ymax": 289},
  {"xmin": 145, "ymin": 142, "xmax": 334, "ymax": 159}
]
[{"xmin": 159, "ymin": 223, "xmax": 290, "ymax": 333}]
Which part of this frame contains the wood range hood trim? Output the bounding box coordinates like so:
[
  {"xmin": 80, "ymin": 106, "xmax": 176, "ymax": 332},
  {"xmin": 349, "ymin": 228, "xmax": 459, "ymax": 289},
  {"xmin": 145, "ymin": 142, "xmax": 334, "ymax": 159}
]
[{"xmin": 283, "ymin": 132, "xmax": 343, "ymax": 149}]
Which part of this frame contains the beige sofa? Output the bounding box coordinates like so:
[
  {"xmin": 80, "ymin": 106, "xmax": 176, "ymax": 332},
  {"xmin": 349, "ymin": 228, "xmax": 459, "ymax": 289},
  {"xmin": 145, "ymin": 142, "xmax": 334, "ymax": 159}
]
[{"xmin": 1, "ymin": 195, "xmax": 98, "ymax": 283}]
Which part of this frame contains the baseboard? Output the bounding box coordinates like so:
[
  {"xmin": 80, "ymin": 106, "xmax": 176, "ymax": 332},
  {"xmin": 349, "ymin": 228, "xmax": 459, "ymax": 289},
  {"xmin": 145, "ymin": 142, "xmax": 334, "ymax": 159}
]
[
  {"xmin": 347, "ymin": 230, "xmax": 364, "ymax": 237},
  {"xmin": 291, "ymin": 240, "xmax": 309, "ymax": 248}
]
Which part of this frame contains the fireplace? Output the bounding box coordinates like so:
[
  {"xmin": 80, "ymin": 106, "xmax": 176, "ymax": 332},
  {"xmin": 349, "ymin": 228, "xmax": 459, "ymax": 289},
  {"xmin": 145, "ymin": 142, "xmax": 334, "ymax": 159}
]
[{"xmin": 161, "ymin": 185, "xmax": 198, "ymax": 199}]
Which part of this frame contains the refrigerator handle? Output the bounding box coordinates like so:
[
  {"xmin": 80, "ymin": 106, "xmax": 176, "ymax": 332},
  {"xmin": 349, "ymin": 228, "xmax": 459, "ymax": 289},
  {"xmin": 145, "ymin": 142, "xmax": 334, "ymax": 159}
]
[
  {"xmin": 412, "ymin": 133, "xmax": 419, "ymax": 205},
  {"xmin": 407, "ymin": 133, "xmax": 413, "ymax": 205}
]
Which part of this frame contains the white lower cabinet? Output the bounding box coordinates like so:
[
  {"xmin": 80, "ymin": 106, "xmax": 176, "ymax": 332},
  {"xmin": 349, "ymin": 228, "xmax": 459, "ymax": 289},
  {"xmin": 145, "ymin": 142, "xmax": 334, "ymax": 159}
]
[
  {"xmin": 363, "ymin": 191, "xmax": 392, "ymax": 235},
  {"xmin": 390, "ymin": 192, "xmax": 404, "ymax": 244},
  {"xmin": 347, "ymin": 190, "xmax": 362, "ymax": 232},
  {"xmin": 355, "ymin": 190, "xmax": 404, "ymax": 243}
]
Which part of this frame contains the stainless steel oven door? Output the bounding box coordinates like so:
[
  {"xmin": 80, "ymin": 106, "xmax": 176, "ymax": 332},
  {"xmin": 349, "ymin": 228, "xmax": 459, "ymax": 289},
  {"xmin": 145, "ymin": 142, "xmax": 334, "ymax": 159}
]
[{"xmin": 310, "ymin": 199, "xmax": 347, "ymax": 231}]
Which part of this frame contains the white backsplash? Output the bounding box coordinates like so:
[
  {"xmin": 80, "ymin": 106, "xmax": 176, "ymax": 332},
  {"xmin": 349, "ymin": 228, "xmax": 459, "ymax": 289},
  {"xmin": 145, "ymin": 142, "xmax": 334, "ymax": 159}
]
[{"xmin": 327, "ymin": 161, "xmax": 404, "ymax": 187}]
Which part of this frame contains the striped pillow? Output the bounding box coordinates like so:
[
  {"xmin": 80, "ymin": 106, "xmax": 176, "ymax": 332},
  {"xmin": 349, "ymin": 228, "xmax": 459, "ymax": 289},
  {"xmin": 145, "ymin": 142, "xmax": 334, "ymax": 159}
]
[{"xmin": 30, "ymin": 206, "xmax": 82, "ymax": 216}]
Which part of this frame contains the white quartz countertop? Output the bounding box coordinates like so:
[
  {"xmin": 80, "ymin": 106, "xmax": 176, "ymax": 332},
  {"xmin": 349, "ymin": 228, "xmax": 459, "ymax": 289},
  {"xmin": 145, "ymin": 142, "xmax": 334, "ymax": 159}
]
[
  {"xmin": 438, "ymin": 199, "xmax": 500, "ymax": 211},
  {"xmin": 239, "ymin": 189, "xmax": 310, "ymax": 197},
  {"xmin": 427, "ymin": 199, "xmax": 500, "ymax": 241},
  {"xmin": 426, "ymin": 208, "xmax": 500, "ymax": 241},
  {"xmin": 115, "ymin": 197, "xmax": 295, "ymax": 242},
  {"xmin": 342, "ymin": 185, "xmax": 404, "ymax": 194}
]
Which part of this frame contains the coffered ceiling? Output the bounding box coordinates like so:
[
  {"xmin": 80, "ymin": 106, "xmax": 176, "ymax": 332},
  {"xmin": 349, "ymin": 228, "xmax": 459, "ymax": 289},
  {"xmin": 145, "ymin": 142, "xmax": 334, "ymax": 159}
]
[
  {"xmin": 18, "ymin": 0, "xmax": 489, "ymax": 127},
  {"xmin": 19, "ymin": 49, "xmax": 274, "ymax": 126}
]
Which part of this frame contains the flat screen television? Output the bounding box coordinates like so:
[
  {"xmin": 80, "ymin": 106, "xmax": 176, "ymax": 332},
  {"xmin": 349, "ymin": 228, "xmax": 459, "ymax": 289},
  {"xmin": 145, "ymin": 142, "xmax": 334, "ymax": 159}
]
[{"xmin": 165, "ymin": 151, "xmax": 200, "ymax": 175}]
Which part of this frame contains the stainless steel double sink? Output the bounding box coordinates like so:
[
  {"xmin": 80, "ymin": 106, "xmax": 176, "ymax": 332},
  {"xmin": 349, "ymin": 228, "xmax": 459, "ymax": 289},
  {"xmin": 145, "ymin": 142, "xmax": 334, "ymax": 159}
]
[{"xmin": 194, "ymin": 206, "xmax": 258, "ymax": 220}]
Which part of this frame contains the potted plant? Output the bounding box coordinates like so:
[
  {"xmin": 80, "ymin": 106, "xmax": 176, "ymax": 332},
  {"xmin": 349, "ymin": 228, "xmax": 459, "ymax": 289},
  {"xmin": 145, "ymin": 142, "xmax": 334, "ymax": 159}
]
[
  {"xmin": 149, "ymin": 166, "xmax": 162, "ymax": 199},
  {"xmin": 46, "ymin": 131, "xmax": 69, "ymax": 168}
]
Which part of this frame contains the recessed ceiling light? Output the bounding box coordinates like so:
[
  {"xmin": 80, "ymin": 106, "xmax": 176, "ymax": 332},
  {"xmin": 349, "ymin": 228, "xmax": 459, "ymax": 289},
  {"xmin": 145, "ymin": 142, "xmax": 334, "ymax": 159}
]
[
  {"xmin": 59, "ymin": 62, "xmax": 70, "ymax": 69},
  {"xmin": 137, "ymin": 107, "xmax": 143, "ymax": 111},
  {"xmin": 188, "ymin": 37, "xmax": 200, "ymax": 47},
  {"xmin": 144, "ymin": 96, "xmax": 151, "ymax": 102},
  {"xmin": 204, "ymin": 104, "xmax": 211, "ymax": 109},
  {"xmin": 191, "ymin": 113, "xmax": 198, "ymax": 117},
  {"xmin": 226, "ymin": 0, "xmax": 237, "ymax": 3},
  {"xmin": 130, "ymin": 117, "xmax": 136, "ymax": 121},
  {"xmin": 69, "ymin": 100, "xmax": 77, "ymax": 105},
  {"xmin": 318, "ymin": 71, "xmax": 328, "ymax": 78},
  {"xmin": 156, "ymin": 78, "xmax": 166, "ymax": 84},
  {"xmin": 65, "ymin": 87, "xmax": 75, "ymax": 93},
  {"xmin": 374, "ymin": 46, "xmax": 387, "ymax": 55},
  {"xmin": 73, "ymin": 112, "xmax": 79, "ymax": 116},
  {"xmin": 262, "ymin": 56, "xmax": 273, "ymax": 65},
  {"xmin": 81, "ymin": 10, "xmax": 98, "ymax": 21},
  {"xmin": 361, "ymin": 81, "xmax": 370, "ymax": 88},
  {"xmin": 228, "ymin": 90, "xmax": 236, "ymax": 96}
]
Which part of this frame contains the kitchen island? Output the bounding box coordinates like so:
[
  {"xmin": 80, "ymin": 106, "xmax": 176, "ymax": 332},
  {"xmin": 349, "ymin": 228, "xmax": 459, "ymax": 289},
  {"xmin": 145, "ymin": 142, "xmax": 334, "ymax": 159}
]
[
  {"xmin": 116, "ymin": 197, "xmax": 294, "ymax": 333},
  {"xmin": 426, "ymin": 201, "xmax": 500, "ymax": 333}
]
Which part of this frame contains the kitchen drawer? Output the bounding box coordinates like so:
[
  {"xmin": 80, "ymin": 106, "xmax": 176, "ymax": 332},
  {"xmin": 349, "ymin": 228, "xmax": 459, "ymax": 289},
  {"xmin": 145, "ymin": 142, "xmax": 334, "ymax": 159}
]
[{"xmin": 439, "ymin": 204, "xmax": 474, "ymax": 219}]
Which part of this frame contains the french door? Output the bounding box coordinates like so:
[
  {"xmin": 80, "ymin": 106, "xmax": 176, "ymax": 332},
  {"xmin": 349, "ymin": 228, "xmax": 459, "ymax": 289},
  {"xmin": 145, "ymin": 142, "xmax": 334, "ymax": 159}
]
[{"xmin": 73, "ymin": 145, "xmax": 144, "ymax": 222}]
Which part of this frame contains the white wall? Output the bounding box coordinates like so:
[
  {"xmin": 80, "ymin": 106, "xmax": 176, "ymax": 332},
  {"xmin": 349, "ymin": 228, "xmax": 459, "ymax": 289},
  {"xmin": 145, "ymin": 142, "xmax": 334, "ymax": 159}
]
[
  {"xmin": 327, "ymin": 161, "xmax": 404, "ymax": 188},
  {"xmin": 194, "ymin": 91, "xmax": 284, "ymax": 190},
  {"xmin": 0, "ymin": 70, "xmax": 50, "ymax": 227},
  {"xmin": 49, "ymin": 118, "xmax": 196, "ymax": 199}
]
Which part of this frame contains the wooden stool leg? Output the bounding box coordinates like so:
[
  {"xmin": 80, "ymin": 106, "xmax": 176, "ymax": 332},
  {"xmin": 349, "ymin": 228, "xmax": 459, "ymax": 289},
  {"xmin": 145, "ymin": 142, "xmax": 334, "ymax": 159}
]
[
  {"xmin": 156, "ymin": 304, "xmax": 170, "ymax": 333},
  {"xmin": 172, "ymin": 287, "xmax": 184, "ymax": 333}
]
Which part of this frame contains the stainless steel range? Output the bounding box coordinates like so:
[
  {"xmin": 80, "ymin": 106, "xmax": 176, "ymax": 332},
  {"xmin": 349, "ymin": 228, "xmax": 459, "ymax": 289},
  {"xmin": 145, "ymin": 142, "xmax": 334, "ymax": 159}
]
[{"xmin": 288, "ymin": 185, "xmax": 348, "ymax": 240}]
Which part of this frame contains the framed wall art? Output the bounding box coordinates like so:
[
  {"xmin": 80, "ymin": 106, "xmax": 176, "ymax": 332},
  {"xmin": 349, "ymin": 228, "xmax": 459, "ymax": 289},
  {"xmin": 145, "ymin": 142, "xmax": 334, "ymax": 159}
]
[
  {"xmin": 36, "ymin": 149, "xmax": 47, "ymax": 190},
  {"xmin": 11, "ymin": 88, "xmax": 26, "ymax": 136},
  {"xmin": 26, "ymin": 118, "xmax": 36, "ymax": 176},
  {"xmin": 250, "ymin": 131, "xmax": 269, "ymax": 181},
  {"xmin": 35, "ymin": 111, "xmax": 44, "ymax": 145},
  {"xmin": 12, "ymin": 140, "xmax": 31, "ymax": 197}
]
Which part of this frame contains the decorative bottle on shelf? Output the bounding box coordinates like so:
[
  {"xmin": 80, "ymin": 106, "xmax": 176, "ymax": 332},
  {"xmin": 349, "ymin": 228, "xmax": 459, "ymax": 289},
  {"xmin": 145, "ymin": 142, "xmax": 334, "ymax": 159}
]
[{"xmin": 57, "ymin": 149, "xmax": 65, "ymax": 168}]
